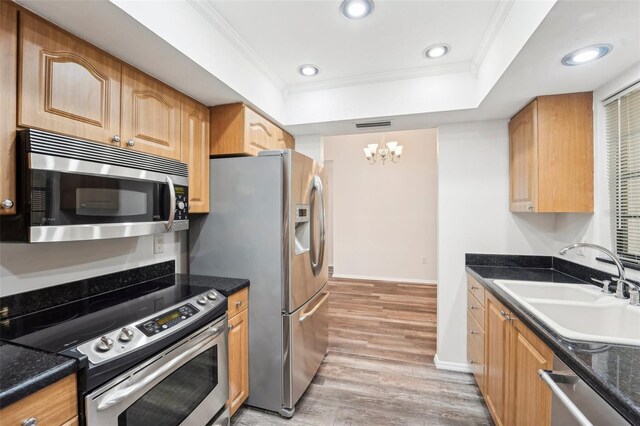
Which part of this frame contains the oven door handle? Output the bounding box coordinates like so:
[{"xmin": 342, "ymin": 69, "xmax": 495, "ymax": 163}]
[
  {"xmin": 96, "ymin": 325, "xmax": 223, "ymax": 412},
  {"xmin": 538, "ymin": 369, "xmax": 594, "ymax": 426},
  {"xmin": 165, "ymin": 176, "xmax": 176, "ymax": 231}
]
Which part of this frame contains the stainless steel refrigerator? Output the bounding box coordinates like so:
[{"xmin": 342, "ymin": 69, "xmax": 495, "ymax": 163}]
[{"xmin": 189, "ymin": 150, "xmax": 329, "ymax": 417}]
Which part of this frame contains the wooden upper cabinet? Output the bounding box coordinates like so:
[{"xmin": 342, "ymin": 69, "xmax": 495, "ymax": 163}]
[
  {"xmin": 19, "ymin": 12, "xmax": 122, "ymax": 146},
  {"xmin": 509, "ymin": 92, "xmax": 593, "ymax": 213},
  {"xmin": 181, "ymin": 97, "xmax": 210, "ymax": 213},
  {"xmin": 121, "ymin": 66, "xmax": 182, "ymax": 160},
  {"xmin": 1, "ymin": 0, "xmax": 18, "ymax": 215},
  {"xmin": 210, "ymin": 103, "xmax": 295, "ymax": 156}
]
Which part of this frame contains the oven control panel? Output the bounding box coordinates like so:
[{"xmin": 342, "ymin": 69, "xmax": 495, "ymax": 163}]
[
  {"xmin": 76, "ymin": 290, "xmax": 224, "ymax": 365},
  {"xmin": 137, "ymin": 303, "xmax": 199, "ymax": 337}
]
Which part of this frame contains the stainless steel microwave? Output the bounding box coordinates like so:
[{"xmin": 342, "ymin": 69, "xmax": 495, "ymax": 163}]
[{"xmin": 1, "ymin": 129, "xmax": 189, "ymax": 243}]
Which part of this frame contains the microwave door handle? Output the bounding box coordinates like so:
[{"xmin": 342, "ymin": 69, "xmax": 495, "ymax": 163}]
[
  {"xmin": 165, "ymin": 176, "xmax": 176, "ymax": 231},
  {"xmin": 97, "ymin": 325, "xmax": 224, "ymax": 411},
  {"xmin": 538, "ymin": 369, "xmax": 593, "ymax": 426}
]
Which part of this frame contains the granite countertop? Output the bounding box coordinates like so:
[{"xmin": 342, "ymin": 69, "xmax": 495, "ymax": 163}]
[
  {"xmin": 0, "ymin": 341, "xmax": 77, "ymax": 408},
  {"xmin": 160, "ymin": 273, "xmax": 250, "ymax": 297},
  {"xmin": 465, "ymin": 255, "xmax": 639, "ymax": 425}
]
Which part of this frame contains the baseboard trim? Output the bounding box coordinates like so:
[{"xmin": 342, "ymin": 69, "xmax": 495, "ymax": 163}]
[
  {"xmin": 433, "ymin": 354, "xmax": 472, "ymax": 373},
  {"xmin": 331, "ymin": 273, "xmax": 437, "ymax": 285}
]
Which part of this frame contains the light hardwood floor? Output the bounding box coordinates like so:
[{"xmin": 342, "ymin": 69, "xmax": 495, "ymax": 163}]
[{"xmin": 231, "ymin": 279, "xmax": 493, "ymax": 426}]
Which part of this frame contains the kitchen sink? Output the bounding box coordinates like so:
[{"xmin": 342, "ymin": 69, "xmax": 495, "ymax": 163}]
[
  {"xmin": 526, "ymin": 300, "xmax": 640, "ymax": 345},
  {"xmin": 493, "ymin": 279, "xmax": 640, "ymax": 347},
  {"xmin": 494, "ymin": 280, "xmax": 604, "ymax": 303}
]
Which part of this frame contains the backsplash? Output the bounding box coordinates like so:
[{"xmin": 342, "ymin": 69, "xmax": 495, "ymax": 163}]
[
  {"xmin": 0, "ymin": 261, "xmax": 175, "ymax": 320},
  {"xmin": 0, "ymin": 232, "xmax": 187, "ymax": 297}
]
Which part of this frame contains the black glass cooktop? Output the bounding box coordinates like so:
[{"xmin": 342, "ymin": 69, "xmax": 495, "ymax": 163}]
[{"xmin": 0, "ymin": 277, "xmax": 214, "ymax": 353}]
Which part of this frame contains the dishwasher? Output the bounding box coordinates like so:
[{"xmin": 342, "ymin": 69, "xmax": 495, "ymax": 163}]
[{"xmin": 538, "ymin": 355, "xmax": 630, "ymax": 425}]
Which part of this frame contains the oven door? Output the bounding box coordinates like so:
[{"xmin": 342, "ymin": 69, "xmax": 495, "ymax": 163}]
[
  {"xmin": 85, "ymin": 317, "xmax": 228, "ymax": 426},
  {"xmin": 26, "ymin": 153, "xmax": 189, "ymax": 243}
]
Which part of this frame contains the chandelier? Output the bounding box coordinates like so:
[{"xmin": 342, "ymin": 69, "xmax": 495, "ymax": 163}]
[{"xmin": 363, "ymin": 137, "xmax": 404, "ymax": 165}]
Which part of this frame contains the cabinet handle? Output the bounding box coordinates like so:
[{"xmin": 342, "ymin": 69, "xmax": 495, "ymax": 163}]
[
  {"xmin": 112, "ymin": 135, "xmax": 121, "ymax": 143},
  {"xmin": 500, "ymin": 310, "xmax": 515, "ymax": 321},
  {"xmin": 470, "ymin": 306, "xmax": 478, "ymax": 310},
  {"xmin": 1, "ymin": 199, "xmax": 14, "ymax": 209},
  {"xmin": 127, "ymin": 139, "xmax": 135, "ymax": 147},
  {"xmin": 22, "ymin": 418, "xmax": 38, "ymax": 426},
  {"xmin": 470, "ymin": 286, "xmax": 479, "ymax": 290},
  {"xmin": 235, "ymin": 301, "xmax": 243, "ymax": 307},
  {"xmin": 470, "ymin": 330, "xmax": 479, "ymax": 335},
  {"xmin": 527, "ymin": 203, "xmax": 534, "ymax": 211},
  {"xmin": 470, "ymin": 360, "xmax": 477, "ymax": 365},
  {"xmin": 228, "ymin": 323, "xmax": 234, "ymax": 330}
]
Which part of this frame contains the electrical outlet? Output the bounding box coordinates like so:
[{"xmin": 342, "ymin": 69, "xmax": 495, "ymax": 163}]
[{"xmin": 154, "ymin": 234, "xmax": 164, "ymax": 254}]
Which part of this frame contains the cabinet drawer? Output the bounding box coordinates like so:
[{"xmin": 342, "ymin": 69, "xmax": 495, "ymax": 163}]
[
  {"xmin": 0, "ymin": 374, "xmax": 77, "ymax": 425},
  {"xmin": 467, "ymin": 275, "xmax": 485, "ymax": 307},
  {"xmin": 227, "ymin": 288, "xmax": 249, "ymax": 318},
  {"xmin": 467, "ymin": 290, "xmax": 485, "ymax": 330},
  {"xmin": 467, "ymin": 337, "xmax": 485, "ymax": 394},
  {"xmin": 467, "ymin": 311, "xmax": 485, "ymax": 363}
]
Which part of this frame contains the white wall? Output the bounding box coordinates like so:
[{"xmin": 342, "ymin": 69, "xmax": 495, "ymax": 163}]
[
  {"xmin": 0, "ymin": 232, "xmax": 187, "ymax": 297},
  {"xmin": 324, "ymin": 129, "xmax": 438, "ymax": 283},
  {"xmin": 295, "ymin": 134, "xmax": 324, "ymax": 164},
  {"xmin": 436, "ymin": 120, "xmax": 559, "ymax": 369}
]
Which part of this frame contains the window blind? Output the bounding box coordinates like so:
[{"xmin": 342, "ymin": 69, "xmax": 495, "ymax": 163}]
[{"xmin": 607, "ymin": 82, "xmax": 640, "ymax": 264}]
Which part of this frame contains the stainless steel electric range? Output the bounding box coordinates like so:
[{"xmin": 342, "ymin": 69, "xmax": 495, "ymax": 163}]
[{"xmin": 1, "ymin": 275, "xmax": 231, "ymax": 426}]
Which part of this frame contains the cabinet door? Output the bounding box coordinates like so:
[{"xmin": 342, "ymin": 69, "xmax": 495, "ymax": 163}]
[
  {"xmin": 121, "ymin": 66, "xmax": 181, "ymax": 160},
  {"xmin": 19, "ymin": 13, "xmax": 122, "ymax": 145},
  {"xmin": 244, "ymin": 107, "xmax": 282, "ymax": 154},
  {"xmin": 181, "ymin": 97, "xmax": 209, "ymax": 213},
  {"xmin": 507, "ymin": 319, "xmax": 553, "ymax": 426},
  {"xmin": 227, "ymin": 308, "xmax": 249, "ymax": 416},
  {"xmin": 283, "ymin": 131, "xmax": 295, "ymax": 150},
  {"xmin": 1, "ymin": 1, "xmax": 18, "ymax": 215},
  {"xmin": 485, "ymin": 294, "xmax": 510, "ymax": 426},
  {"xmin": 509, "ymin": 100, "xmax": 538, "ymax": 212}
]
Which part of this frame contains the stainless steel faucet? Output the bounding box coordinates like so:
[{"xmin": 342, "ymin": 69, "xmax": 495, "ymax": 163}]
[{"xmin": 559, "ymin": 242, "xmax": 640, "ymax": 306}]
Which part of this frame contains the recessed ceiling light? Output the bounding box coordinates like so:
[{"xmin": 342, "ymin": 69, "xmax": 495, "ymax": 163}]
[
  {"xmin": 424, "ymin": 44, "xmax": 450, "ymax": 59},
  {"xmin": 298, "ymin": 64, "xmax": 320, "ymax": 77},
  {"xmin": 561, "ymin": 44, "xmax": 612, "ymax": 66},
  {"xmin": 340, "ymin": 0, "xmax": 374, "ymax": 20}
]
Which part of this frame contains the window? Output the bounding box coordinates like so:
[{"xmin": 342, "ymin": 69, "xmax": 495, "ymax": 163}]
[{"xmin": 607, "ymin": 82, "xmax": 640, "ymax": 264}]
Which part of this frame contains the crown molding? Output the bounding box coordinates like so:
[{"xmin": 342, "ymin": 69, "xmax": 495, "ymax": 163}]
[
  {"xmin": 187, "ymin": 0, "xmax": 288, "ymax": 95},
  {"xmin": 286, "ymin": 61, "xmax": 472, "ymax": 95},
  {"xmin": 471, "ymin": 0, "xmax": 515, "ymax": 77}
]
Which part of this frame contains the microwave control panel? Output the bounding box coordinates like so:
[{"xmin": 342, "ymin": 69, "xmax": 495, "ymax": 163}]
[{"xmin": 174, "ymin": 185, "xmax": 188, "ymax": 220}]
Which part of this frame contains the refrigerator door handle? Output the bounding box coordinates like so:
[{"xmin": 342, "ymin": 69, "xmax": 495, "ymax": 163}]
[
  {"xmin": 299, "ymin": 292, "xmax": 330, "ymax": 322},
  {"xmin": 310, "ymin": 175, "xmax": 326, "ymax": 276}
]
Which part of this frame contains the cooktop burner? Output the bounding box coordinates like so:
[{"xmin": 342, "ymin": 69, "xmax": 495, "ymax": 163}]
[{"xmin": 0, "ymin": 276, "xmax": 218, "ymax": 353}]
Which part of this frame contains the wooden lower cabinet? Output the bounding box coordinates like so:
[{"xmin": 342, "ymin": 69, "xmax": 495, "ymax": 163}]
[
  {"xmin": 227, "ymin": 289, "xmax": 249, "ymax": 416},
  {"xmin": 0, "ymin": 374, "xmax": 77, "ymax": 425},
  {"xmin": 484, "ymin": 294, "xmax": 510, "ymax": 426},
  {"xmin": 468, "ymin": 275, "xmax": 553, "ymax": 426}
]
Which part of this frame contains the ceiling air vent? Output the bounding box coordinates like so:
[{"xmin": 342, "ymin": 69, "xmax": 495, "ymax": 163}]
[{"xmin": 355, "ymin": 121, "xmax": 391, "ymax": 129}]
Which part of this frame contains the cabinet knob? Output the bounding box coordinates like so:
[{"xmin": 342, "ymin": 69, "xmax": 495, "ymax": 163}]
[
  {"xmin": 228, "ymin": 323, "xmax": 234, "ymax": 330},
  {"xmin": 112, "ymin": 135, "xmax": 121, "ymax": 143},
  {"xmin": 235, "ymin": 300, "xmax": 243, "ymax": 307},
  {"xmin": 470, "ymin": 306, "xmax": 478, "ymax": 310},
  {"xmin": 127, "ymin": 139, "xmax": 135, "ymax": 147},
  {"xmin": 500, "ymin": 310, "xmax": 515, "ymax": 321},
  {"xmin": 1, "ymin": 199, "xmax": 14, "ymax": 209},
  {"xmin": 527, "ymin": 203, "xmax": 534, "ymax": 211},
  {"xmin": 22, "ymin": 417, "xmax": 38, "ymax": 426}
]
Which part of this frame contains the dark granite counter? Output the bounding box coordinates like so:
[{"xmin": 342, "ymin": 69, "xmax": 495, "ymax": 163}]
[
  {"xmin": 0, "ymin": 341, "xmax": 77, "ymax": 408},
  {"xmin": 156, "ymin": 274, "xmax": 250, "ymax": 297},
  {"xmin": 466, "ymin": 255, "xmax": 639, "ymax": 425}
]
